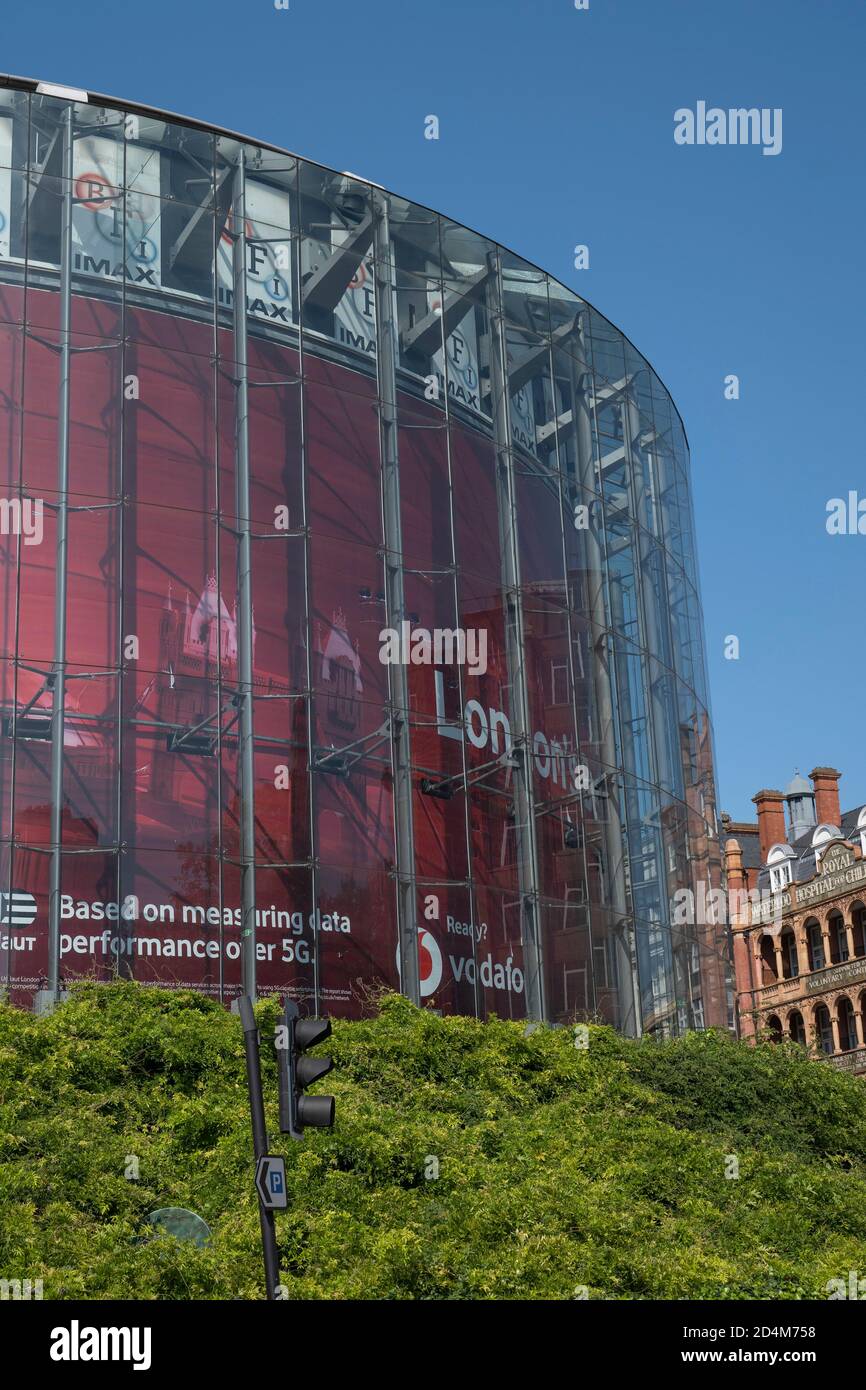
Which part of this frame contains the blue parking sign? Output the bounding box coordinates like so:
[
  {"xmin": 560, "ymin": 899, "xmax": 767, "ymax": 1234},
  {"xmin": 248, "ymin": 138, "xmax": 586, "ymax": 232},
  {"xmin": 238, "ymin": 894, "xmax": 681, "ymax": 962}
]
[{"xmin": 255, "ymin": 1155, "xmax": 288, "ymax": 1211}]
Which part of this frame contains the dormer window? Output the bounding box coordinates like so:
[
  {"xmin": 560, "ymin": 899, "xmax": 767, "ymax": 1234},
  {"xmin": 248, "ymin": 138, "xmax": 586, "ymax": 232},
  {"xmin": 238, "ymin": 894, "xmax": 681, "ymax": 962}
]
[
  {"xmin": 770, "ymin": 863, "xmax": 791, "ymax": 892},
  {"xmin": 812, "ymin": 823, "xmax": 842, "ymax": 864},
  {"xmin": 858, "ymin": 806, "xmax": 866, "ymax": 858},
  {"xmin": 767, "ymin": 842, "xmax": 795, "ymax": 892}
]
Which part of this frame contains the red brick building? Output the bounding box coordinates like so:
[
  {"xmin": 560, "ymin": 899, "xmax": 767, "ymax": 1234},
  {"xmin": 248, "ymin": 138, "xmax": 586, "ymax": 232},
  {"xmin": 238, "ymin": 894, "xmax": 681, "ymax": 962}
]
[{"xmin": 724, "ymin": 768, "xmax": 866, "ymax": 1076}]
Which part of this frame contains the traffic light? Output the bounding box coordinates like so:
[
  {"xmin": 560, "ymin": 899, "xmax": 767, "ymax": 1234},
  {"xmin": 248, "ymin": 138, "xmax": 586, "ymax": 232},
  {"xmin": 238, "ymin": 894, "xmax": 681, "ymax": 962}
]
[{"xmin": 278, "ymin": 999, "xmax": 335, "ymax": 1139}]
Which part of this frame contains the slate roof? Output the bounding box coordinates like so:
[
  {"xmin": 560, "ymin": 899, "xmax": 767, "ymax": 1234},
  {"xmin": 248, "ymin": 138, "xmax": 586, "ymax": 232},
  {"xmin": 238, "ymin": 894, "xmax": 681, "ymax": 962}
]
[
  {"xmin": 751, "ymin": 803, "xmax": 866, "ymax": 893},
  {"xmin": 734, "ymin": 829, "xmax": 762, "ymax": 872},
  {"xmin": 720, "ymin": 819, "xmax": 762, "ymax": 871}
]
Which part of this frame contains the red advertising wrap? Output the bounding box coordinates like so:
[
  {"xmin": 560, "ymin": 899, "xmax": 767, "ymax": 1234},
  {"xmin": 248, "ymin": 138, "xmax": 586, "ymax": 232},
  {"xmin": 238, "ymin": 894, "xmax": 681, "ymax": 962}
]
[{"xmin": 0, "ymin": 81, "xmax": 732, "ymax": 1033}]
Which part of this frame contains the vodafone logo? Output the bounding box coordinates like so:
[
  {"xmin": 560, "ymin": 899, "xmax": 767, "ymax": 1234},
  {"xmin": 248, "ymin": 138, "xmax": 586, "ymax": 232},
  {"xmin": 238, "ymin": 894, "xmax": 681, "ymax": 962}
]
[
  {"xmin": 396, "ymin": 928, "xmax": 442, "ymax": 998},
  {"xmin": 418, "ymin": 928, "xmax": 442, "ymax": 997}
]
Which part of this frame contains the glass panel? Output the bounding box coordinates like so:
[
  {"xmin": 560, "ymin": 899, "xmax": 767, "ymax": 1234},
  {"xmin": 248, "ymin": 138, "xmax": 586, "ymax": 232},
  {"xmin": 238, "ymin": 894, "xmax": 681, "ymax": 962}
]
[
  {"xmin": 439, "ymin": 221, "xmax": 495, "ymax": 422},
  {"xmin": 305, "ymin": 373, "xmax": 381, "ymax": 547},
  {"xmin": 0, "ymin": 87, "xmax": 29, "ymax": 175},
  {"xmin": 17, "ymin": 489, "xmax": 120, "ymax": 667},
  {"xmin": 297, "ymin": 161, "xmax": 376, "ymax": 364},
  {"xmin": 0, "ymin": 96, "xmax": 728, "ymax": 1023}
]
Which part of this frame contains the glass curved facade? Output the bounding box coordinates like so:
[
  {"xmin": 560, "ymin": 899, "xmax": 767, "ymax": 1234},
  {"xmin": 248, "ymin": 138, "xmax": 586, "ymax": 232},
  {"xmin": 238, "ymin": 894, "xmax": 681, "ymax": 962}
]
[{"xmin": 0, "ymin": 78, "xmax": 731, "ymax": 1031}]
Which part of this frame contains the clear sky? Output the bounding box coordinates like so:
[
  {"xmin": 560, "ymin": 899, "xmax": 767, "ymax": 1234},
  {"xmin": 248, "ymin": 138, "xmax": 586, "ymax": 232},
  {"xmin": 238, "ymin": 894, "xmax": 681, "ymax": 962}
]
[{"xmin": 4, "ymin": 0, "xmax": 863, "ymax": 822}]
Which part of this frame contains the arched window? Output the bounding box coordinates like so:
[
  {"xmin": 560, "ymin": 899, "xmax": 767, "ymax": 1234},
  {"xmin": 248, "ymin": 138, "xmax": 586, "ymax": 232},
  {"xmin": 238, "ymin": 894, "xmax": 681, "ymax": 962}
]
[
  {"xmin": 837, "ymin": 996, "xmax": 857, "ymax": 1052},
  {"xmin": 852, "ymin": 903, "xmax": 866, "ymax": 958},
  {"xmin": 781, "ymin": 928, "xmax": 799, "ymax": 979},
  {"xmin": 814, "ymin": 1003, "xmax": 834, "ymax": 1055},
  {"xmin": 759, "ymin": 935, "xmax": 777, "ymax": 985},
  {"xmin": 788, "ymin": 1011, "xmax": 807, "ymax": 1046},
  {"xmin": 766, "ymin": 1015, "xmax": 783, "ymax": 1042},
  {"xmin": 806, "ymin": 919, "xmax": 824, "ymax": 972},
  {"xmin": 829, "ymin": 912, "xmax": 848, "ymax": 964}
]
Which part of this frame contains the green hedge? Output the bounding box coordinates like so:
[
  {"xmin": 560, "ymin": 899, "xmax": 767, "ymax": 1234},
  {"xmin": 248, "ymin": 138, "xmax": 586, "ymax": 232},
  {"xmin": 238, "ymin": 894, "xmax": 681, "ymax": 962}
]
[{"xmin": 1, "ymin": 981, "xmax": 864, "ymax": 1300}]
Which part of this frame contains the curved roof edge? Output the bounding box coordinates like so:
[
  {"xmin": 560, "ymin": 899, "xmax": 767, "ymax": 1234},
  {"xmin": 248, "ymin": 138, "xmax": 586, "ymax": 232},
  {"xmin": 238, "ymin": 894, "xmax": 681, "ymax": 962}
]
[{"xmin": 0, "ymin": 71, "xmax": 691, "ymax": 451}]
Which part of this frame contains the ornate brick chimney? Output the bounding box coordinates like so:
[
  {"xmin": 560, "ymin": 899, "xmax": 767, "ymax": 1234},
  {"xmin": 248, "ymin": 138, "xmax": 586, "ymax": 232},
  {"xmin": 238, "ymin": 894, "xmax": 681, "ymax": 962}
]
[
  {"xmin": 809, "ymin": 767, "xmax": 841, "ymax": 827},
  {"xmin": 752, "ymin": 789, "xmax": 786, "ymax": 862},
  {"xmin": 724, "ymin": 836, "xmax": 745, "ymax": 898},
  {"xmin": 725, "ymin": 837, "xmax": 756, "ymax": 1039}
]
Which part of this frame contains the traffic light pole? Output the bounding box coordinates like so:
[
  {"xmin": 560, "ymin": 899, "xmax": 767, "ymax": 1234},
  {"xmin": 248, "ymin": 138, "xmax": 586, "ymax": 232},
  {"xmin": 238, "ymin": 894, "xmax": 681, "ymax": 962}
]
[{"xmin": 239, "ymin": 995, "xmax": 281, "ymax": 1301}]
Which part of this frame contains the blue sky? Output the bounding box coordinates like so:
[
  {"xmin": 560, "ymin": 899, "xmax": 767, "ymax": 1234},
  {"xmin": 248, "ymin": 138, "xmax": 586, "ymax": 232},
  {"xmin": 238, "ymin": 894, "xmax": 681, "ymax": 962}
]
[{"xmin": 4, "ymin": 0, "xmax": 863, "ymax": 821}]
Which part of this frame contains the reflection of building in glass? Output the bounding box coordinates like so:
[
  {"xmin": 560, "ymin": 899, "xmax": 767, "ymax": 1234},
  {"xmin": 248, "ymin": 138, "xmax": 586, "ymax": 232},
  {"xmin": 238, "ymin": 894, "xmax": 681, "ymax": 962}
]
[
  {"xmin": 726, "ymin": 767, "xmax": 866, "ymax": 1076},
  {"xmin": 0, "ymin": 76, "xmax": 731, "ymax": 1032}
]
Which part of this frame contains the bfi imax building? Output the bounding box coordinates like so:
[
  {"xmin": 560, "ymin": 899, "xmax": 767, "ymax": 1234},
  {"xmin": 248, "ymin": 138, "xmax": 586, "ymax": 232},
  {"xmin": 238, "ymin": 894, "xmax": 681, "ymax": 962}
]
[{"xmin": 0, "ymin": 76, "xmax": 732, "ymax": 1033}]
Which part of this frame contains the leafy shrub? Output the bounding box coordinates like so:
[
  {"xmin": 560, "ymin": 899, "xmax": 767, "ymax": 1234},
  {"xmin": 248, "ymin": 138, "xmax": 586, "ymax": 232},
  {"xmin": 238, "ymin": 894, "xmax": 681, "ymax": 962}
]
[{"xmin": 0, "ymin": 983, "xmax": 864, "ymax": 1300}]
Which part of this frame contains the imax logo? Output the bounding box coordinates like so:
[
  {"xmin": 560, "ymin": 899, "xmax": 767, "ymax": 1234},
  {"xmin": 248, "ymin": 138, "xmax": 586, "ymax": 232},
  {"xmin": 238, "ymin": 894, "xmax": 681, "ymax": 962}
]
[{"xmin": 674, "ymin": 102, "xmax": 782, "ymax": 156}]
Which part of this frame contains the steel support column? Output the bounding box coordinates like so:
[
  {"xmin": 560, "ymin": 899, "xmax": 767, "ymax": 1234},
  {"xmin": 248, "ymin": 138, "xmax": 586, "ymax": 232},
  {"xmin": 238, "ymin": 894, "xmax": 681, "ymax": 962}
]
[
  {"xmin": 232, "ymin": 151, "xmax": 258, "ymax": 998},
  {"xmin": 46, "ymin": 105, "xmax": 75, "ymax": 1006},
  {"xmin": 487, "ymin": 251, "xmax": 544, "ymax": 1021},
  {"xmin": 372, "ymin": 190, "xmax": 420, "ymax": 1007},
  {"xmin": 570, "ymin": 323, "xmax": 641, "ymax": 1035},
  {"xmin": 621, "ymin": 390, "xmax": 677, "ymax": 1030},
  {"xmin": 293, "ymin": 209, "xmax": 321, "ymax": 1013}
]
